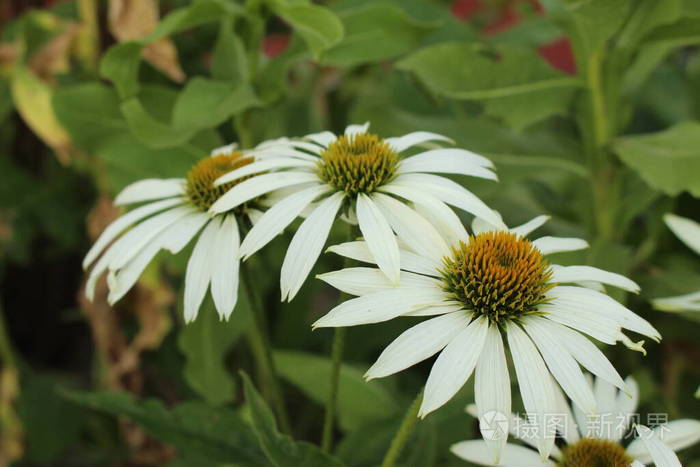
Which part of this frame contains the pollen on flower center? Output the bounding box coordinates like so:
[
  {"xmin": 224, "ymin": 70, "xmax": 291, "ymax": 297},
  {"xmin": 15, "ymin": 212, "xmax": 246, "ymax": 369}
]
[
  {"xmin": 317, "ymin": 133, "xmax": 398, "ymax": 196},
  {"xmin": 185, "ymin": 152, "xmax": 254, "ymax": 212},
  {"xmin": 560, "ymin": 438, "xmax": 632, "ymax": 467},
  {"xmin": 440, "ymin": 231, "xmax": 554, "ymax": 323}
]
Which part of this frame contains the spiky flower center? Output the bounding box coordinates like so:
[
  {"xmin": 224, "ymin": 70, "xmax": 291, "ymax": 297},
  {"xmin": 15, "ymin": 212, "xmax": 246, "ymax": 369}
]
[
  {"xmin": 185, "ymin": 152, "xmax": 254, "ymax": 212},
  {"xmin": 440, "ymin": 231, "xmax": 554, "ymax": 323},
  {"xmin": 560, "ymin": 439, "xmax": 632, "ymax": 467},
  {"xmin": 317, "ymin": 133, "xmax": 398, "ymax": 196}
]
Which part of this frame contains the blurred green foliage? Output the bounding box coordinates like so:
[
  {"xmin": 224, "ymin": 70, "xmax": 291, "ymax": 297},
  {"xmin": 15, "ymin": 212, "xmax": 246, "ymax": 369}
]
[{"xmin": 0, "ymin": 0, "xmax": 699, "ymax": 466}]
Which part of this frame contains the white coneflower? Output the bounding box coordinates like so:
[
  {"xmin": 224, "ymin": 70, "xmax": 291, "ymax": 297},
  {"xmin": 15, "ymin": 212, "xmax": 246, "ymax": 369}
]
[
  {"xmin": 652, "ymin": 214, "xmax": 700, "ymax": 313},
  {"xmin": 313, "ymin": 214, "xmax": 660, "ymax": 460},
  {"xmin": 451, "ymin": 375, "xmax": 700, "ymax": 467},
  {"xmin": 83, "ymin": 142, "xmax": 275, "ymax": 322},
  {"xmin": 207, "ymin": 122, "xmax": 503, "ymax": 301}
]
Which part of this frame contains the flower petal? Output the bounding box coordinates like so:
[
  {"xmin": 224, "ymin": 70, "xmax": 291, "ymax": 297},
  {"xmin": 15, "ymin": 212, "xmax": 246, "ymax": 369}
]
[
  {"xmin": 385, "ymin": 131, "xmax": 453, "ymax": 153},
  {"xmin": 209, "ymin": 172, "xmax": 320, "ymax": 214},
  {"xmin": 511, "ymin": 216, "xmax": 550, "ymax": 237},
  {"xmin": 326, "ymin": 241, "xmax": 441, "ymax": 276},
  {"xmin": 183, "ymin": 220, "xmax": 220, "ymax": 323},
  {"xmin": 420, "ymin": 316, "xmax": 489, "ymax": 417},
  {"xmin": 532, "ymin": 236, "xmax": 588, "ymax": 255},
  {"xmin": 631, "ymin": 425, "xmax": 682, "ymax": 467},
  {"xmin": 540, "ymin": 300, "xmax": 621, "ymax": 345},
  {"xmin": 313, "ymin": 287, "xmax": 447, "ymax": 328},
  {"xmin": 280, "ymin": 192, "xmax": 344, "ymax": 301},
  {"xmin": 356, "ymin": 193, "xmax": 401, "ymax": 284},
  {"xmin": 450, "ymin": 440, "xmax": 552, "ymax": 467},
  {"xmin": 475, "ymin": 323, "xmax": 511, "ymax": 463},
  {"xmin": 345, "ymin": 122, "xmax": 370, "ymax": 136},
  {"xmin": 239, "ymin": 185, "xmax": 331, "ymax": 259},
  {"xmin": 210, "ymin": 216, "xmax": 240, "ymax": 320},
  {"xmin": 82, "ymin": 197, "xmax": 183, "ymax": 269},
  {"xmin": 372, "ymin": 192, "xmax": 450, "ymax": 260},
  {"xmin": 304, "ymin": 130, "xmax": 337, "ymax": 147},
  {"xmin": 549, "ymin": 265, "xmax": 640, "ymax": 293},
  {"xmin": 664, "ymin": 213, "xmax": 700, "ymax": 255},
  {"xmin": 317, "ymin": 267, "xmax": 439, "ymax": 296},
  {"xmin": 506, "ymin": 322, "xmax": 557, "ymax": 460},
  {"xmin": 214, "ymin": 157, "xmax": 315, "ymax": 186},
  {"xmin": 114, "ymin": 178, "xmax": 184, "ymax": 205},
  {"xmin": 523, "ymin": 316, "xmax": 597, "ymax": 415},
  {"xmin": 161, "ymin": 211, "xmax": 210, "ymax": 253},
  {"xmin": 365, "ymin": 311, "xmax": 470, "ymax": 380},
  {"xmin": 627, "ymin": 420, "xmax": 700, "ymax": 463},
  {"xmin": 397, "ymin": 149, "xmax": 497, "ymax": 180}
]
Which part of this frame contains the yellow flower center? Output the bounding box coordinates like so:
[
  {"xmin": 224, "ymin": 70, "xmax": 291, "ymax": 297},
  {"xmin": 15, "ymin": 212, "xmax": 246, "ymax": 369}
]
[
  {"xmin": 440, "ymin": 231, "xmax": 554, "ymax": 323},
  {"xmin": 317, "ymin": 133, "xmax": 398, "ymax": 196},
  {"xmin": 185, "ymin": 152, "xmax": 254, "ymax": 212},
  {"xmin": 560, "ymin": 438, "xmax": 632, "ymax": 467}
]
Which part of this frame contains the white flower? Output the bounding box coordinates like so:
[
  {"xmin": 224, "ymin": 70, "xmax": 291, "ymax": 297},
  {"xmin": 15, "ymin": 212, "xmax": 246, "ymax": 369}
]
[
  {"xmin": 314, "ymin": 213, "xmax": 660, "ymax": 460},
  {"xmin": 451, "ymin": 375, "xmax": 700, "ymax": 467},
  {"xmin": 83, "ymin": 143, "xmax": 269, "ymax": 323},
  {"xmin": 652, "ymin": 214, "xmax": 700, "ymax": 313},
  {"xmin": 207, "ymin": 122, "xmax": 503, "ymax": 301}
]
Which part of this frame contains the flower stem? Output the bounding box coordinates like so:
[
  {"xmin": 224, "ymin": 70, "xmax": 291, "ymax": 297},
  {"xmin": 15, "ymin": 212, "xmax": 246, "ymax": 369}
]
[
  {"xmin": 321, "ymin": 326, "xmax": 345, "ymax": 452},
  {"xmin": 380, "ymin": 391, "xmax": 423, "ymax": 467},
  {"xmin": 240, "ymin": 261, "xmax": 291, "ymax": 434}
]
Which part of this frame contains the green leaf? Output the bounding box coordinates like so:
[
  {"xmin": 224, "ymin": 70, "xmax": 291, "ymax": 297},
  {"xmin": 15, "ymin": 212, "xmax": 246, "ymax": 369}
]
[
  {"xmin": 63, "ymin": 390, "xmax": 267, "ymax": 465},
  {"xmin": 273, "ymin": 350, "xmax": 398, "ymax": 431},
  {"xmin": 613, "ymin": 122, "xmax": 700, "ymax": 197},
  {"xmin": 121, "ymin": 98, "xmax": 198, "ymax": 148},
  {"xmin": 211, "ymin": 19, "xmax": 249, "ymax": 83},
  {"xmin": 177, "ymin": 296, "xmax": 251, "ymax": 406},
  {"xmin": 271, "ymin": 3, "xmax": 344, "ymax": 59},
  {"xmin": 172, "ymin": 78, "xmax": 260, "ymax": 130},
  {"xmin": 99, "ymin": 41, "xmax": 144, "ymax": 99},
  {"xmin": 643, "ymin": 17, "xmax": 700, "ymax": 48},
  {"xmin": 240, "ymin": 372, "xmax": 345, "ymax": 467},
  {"xmin": 322, "ymin": 3, "xmax": 438, "ymax": 67},
  {"xmin": 616, "ymin": 0, "xmax": 681, "ymax": 49},
  {"xmin": 146, "ymin": 0, "xmax": 235, "ymax": 42},
  {"xmin": 396, "ymin": 43, "xmax": 580, "ymax": 128}
]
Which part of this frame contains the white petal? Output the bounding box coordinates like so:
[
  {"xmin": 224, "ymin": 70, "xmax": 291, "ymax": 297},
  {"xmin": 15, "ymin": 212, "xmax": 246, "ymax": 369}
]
[
  {"xmin": 380, "ymin": 184, "xmax": 467, "ymax": 250},
  {"xmin": 420, "ymin": 316, "xmax": 489, "ymax": 417},
  {"xmin": 214, "ymin": 157, "xmax": 315, "ymax": 186},
  {"xmin": 550, "ymin": 382, "xmax": 579, "ymax": 445},
  {"xmin": 385, "ymin": 131, "xmax": 453, "ymax": 153},
  {"xmin": 403, "ymin": 147, "xmax": 494, "ymax": 169},
  {"xmin": 664, "ymin": 213, "xmax": 700, "ymax": 255},
  {"xmin": 107, "ymin": 206, "xmax": 193, "ymax": 270},
  {"xmin": 475, "ymin": 323, "xmax": 511, "ymax": 463},
  {"xmin": 280, "ymin": 192, "xmax": 344, "ymax": 301},
  {"xmin": 653, "ymin": 290, "xmax": 700, "ymax": 312},
  {"xmin": 371, "ymin": 193, "xmax": 450, "ymax": 259},
  {"xmin": 471, "ymin": 214, "xmax": 505, "ymax": 235},
  {"xmin": 210, "ymin": 216, "xmax": 240, "ymax": 320},
  {"xmin": 209, "ymin": 172, "xmax": 320, "ymax": 213},
  {"xmin": 511, "ymin": 215, "xmax": 550, "ymax": 237},
  {"xmin": 549, "ymin": 265, "xmax": 640, "ymax": 293},
  {"xmin": 540, "ymin": 301, "xmax": 621, "ymax": 345},
  {"xmin": 183, "ymin": 220, "xmax": 219, "ymax": 323},
  {"xmin": 161, "ymin": 211, "xmax": 209, "ymax": 253},
  {"xmin": 402, "ymin": 302, "xmax": 464, "ymax": 316},
  {"xmin": 544, "ymin": 321, "xmax": 626, "ymax": 392},
  {"xmin": 326, "ymin": 241, "xmax": 442, "ymax": 276},
  {"xmin": 627, "ymin": 420, "xmax": 700, "ymax": 463},
  {"xmin": 254, "ymin": 146, "xmax": 321, "ymax": 161},
  {"xmin": 114, "ymin": 178, "xmax": 184, "ymax": 205},
  {"xmin": 397, "ymin": 150, "xmax": 497, "ymax": 180},
  {"xmin": 631, "ymin": 425, "xmax": 682, "ymax": 467},
  {"xmin": 505, "ymin": 322, "xmax": 557, "ymax": 460},
  {"xmin": 304, "ymin": 130, "xmax": 337, "ymax": 147},
  {"xmin": 630, "ymin": 460, "xmax": 645, "ymax": 467},
  {"xmin": 313, "ymin": 287, "xmax": 447, "ymax": 328},
  {"xmin": 317, "ymin": 267, "xmax": 440, "ymax": 296},
  {"xmin": 356, "ymin": 193, "xmax": 401, "ymax": 284},
  {"xmin": 616, "ymin": 375, "xmax": 640, "ymax": 419},
  {"xmin": 239, "ymin": 185, "xmax": 331, "ymax": 259},
  {"xmin": 532, "ymin": 236, "xmax": 588, "ymax": 255},
  {"xmin": 345, "ymin": 122, "xmax": 370, "ymax": 136},
  {"xmin": 523, "ymin": 317, "xmax": 597, "ymax": 415},
  {"xmin": 365, "ymin": 311, "xmax": 470, "ymax": 380},
  {"xmin": 211, "ymin": 142, "xmax": 238, "ymax": 156},
  {"xmin": 450, "ymin": 440, "xmax": 552, "ymax": 467},
  {"xmin": 552, "ymin": 286, "xmax": 660, "ymax": 342},
  {"xmin": 389, "ymin": 173, "xmax": 504, "ymax": 228},
  {"xmin": 82, "ymin": 197, "xmax": 183, "ymax": 269}
]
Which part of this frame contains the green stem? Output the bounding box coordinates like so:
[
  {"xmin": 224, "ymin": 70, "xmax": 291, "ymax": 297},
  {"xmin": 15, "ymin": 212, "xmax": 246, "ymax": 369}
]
[
  {"xmin": 321, "ymin": 327, "xmax": 345, "ymax": 452},
  {"xmin": 380, "ymin": 391, "xmax": 424, "ymax": 467},
  {"xmin": 241, "ymin": 261, "xmax": 292, "ymax": 434}
]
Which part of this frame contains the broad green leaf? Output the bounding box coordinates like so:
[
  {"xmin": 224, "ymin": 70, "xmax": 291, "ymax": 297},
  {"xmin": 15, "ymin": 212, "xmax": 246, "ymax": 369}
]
[
  {"xmin": 273, "ymin": 350, "xmax": 398, "ymax": 431},
  {"xmin": 121, "ymin": 98, "xmax": 198, "ymax": 149},
  {"xmin": 240, "ymin": 372, "xmax": 345, "ymax": 467},
  {"xmin": 63, "ymin": 390, "xmax": 267, "ymax": 465},
  {"xmin": 396, "ymin": 43, "xmax": 580, "ymax": 128},
  {"xmin": 211, "ymin": 19, "xmax": 248, "ymax": 83},
  {"xmin": 643, "ymin": 17, "xmax": 700, "ymax": 48},
  {"xmin": 613, "ymin": 122, "xmax": 700, "ymax": 197},
  {"xmin": 172, "ymin": 78, "xmax": 260, "ymax": 130},
  {"xmin": 146, "ymin": 0, "xmax": 236, "ymax": 43},
  {"xmin": 323, "ymin": 3, "xmax": 438, "ymax": 67},
  {"xmin": 271, "ymin": 3, "xmax": 343, "ymax": 59},
  {"xmin": 177, "ymin": 296, "xmax": 251, "ymax": 406},
  {"xmin": 616, "ymin": 0, "xmax": 681, "ymax": 49},
  {"xmin": 99, "ymin": 41, "xmax": 144, "ymax": 99}
]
